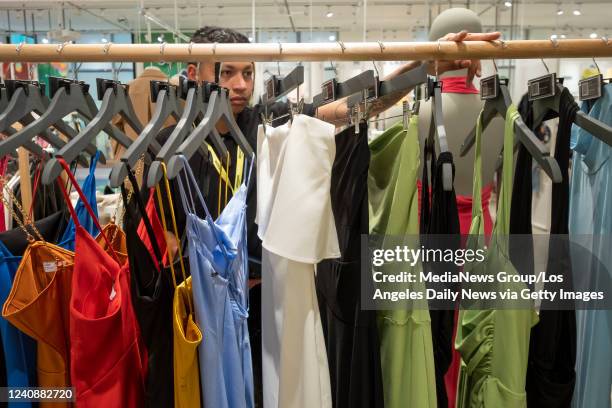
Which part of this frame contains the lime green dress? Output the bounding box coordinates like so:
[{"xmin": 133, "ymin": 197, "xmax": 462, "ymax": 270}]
[
  {"xmin": 368, "ymin": 116, "xmax": 437, "ymax": 408},
  {"xmin": 455, "ymin": 106, "xmax": 539, "ymax": 407}
]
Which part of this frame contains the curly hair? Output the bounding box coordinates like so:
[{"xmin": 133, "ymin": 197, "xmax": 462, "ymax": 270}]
[
  {"xmin": 190, "ymin": 26, "xmax": 250, "ymax": 44},
  {"xmin": 188, "ymin": 26, "xmax": 251, "ymax": 81}
]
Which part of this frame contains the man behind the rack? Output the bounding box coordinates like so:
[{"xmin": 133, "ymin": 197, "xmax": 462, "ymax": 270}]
[{"xmin": 161, "ymin": 25, "xmax": 500, "ymax": 408}]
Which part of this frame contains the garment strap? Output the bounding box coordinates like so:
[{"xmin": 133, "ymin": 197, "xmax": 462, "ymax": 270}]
[
  {"xmin": 156, "ymin": 163, "xmax": 193, "ymax": 313},
  {"xmin": 245, "ymin": 152, "xmax": 256, "ymax": 195},
  {"xmin": 55, "ymin": 157, "xmax": 119, "ymax": 263},
  {"xmin": 495, "ymin": 105, "xmax": 520, "ymax": 237},
  {"xmin": 125, "ymin": 163, "xmax": 164, "ymax": 270},
  {"xmin": 175, "ymin": 154, "xmax": 231, "ymax": 261},
  {"xmin": 471, "ymin": 110, "xmax": 486, "ymax": 237},
  {"xmin": 0, "ymin": 175, "xmax": 44, "ymax": 242}
]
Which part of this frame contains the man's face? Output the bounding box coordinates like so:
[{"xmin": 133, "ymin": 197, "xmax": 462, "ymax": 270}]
[{"xmin": 189, "ymin": 61, "xmax": 254, "ymax": 116}]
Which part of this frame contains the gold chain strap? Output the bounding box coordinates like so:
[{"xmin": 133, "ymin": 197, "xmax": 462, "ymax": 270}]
[{"xmin": 0, "ymin": 175, "xmax": 44, "ymax": 242}]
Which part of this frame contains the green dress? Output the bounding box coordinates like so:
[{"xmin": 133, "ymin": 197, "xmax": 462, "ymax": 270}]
[
  {"xmin": 368, "ymin": 116, "xmax": 437, "ymax": 408},
  {"xmin": 455, "ymin": 105, "xmax": 539, "ymax": 407}
]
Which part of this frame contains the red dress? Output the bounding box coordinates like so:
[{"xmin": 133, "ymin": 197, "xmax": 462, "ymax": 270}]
[{"xmin": 56, "ymin": 158, "xmax": 147, "ymax": 407}]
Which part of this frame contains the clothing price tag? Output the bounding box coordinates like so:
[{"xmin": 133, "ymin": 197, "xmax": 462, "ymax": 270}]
[
  {"xmin": 528, "ymin": 73, "xmax": 557, "ymax": 101},
  {"xmin": 43, "ymin": 261, "xmax": 57, "ymax": 273},
  {"xmin": 578, "ymin": 75, "xmax": 603, "ymax": 101}
]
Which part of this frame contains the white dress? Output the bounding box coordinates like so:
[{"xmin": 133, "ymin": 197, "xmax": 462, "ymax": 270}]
[{"xmin": 257, "ymin": 114, "xmax": 339, "ymax": 408}]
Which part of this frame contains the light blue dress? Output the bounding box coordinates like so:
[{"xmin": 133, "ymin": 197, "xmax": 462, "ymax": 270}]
[
  {"xmin": 0, "ymin": 241, "xmax": 36, "ymax": 408},
  {"xmin": 569, "ymin": 84, "xmax": 612, "ymax": 408},
  {"xmin": 176, "ymin": 155, "xmax": 254, "ymax": 408},
  {"xmin": 58, "ymin": 151, "xmax": 100, "ymax": 250}
]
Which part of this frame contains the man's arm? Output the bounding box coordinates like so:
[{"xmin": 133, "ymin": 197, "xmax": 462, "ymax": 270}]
[{"xmin": 314, "ymin": 31, "xmax": 501, "ymax": 127}]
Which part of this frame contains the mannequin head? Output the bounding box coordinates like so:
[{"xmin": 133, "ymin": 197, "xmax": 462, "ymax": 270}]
[{"xmin": 429, "ymin": 8, "xmax": 483, "ymax": 77}]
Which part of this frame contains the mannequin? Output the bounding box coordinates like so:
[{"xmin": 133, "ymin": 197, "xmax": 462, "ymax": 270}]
[{"xmin": 418, "ymin": 8, "xmax": 504, "ymax": 196}]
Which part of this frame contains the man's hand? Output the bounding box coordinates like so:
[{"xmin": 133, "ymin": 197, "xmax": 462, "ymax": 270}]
[{"xmin": 427, "ymin": 30, "xmax": 502, "ymax": 84}]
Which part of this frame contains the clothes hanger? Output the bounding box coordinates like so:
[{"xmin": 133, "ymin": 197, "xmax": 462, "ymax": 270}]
[
  {"xmin": 0, "ymin": 76, "xmax": 116, "ymax": 166},
  {"xmin": 426, "ymin": 54, "xmax": 453, "ymax": 191},
  {"xmin": 262, "ymin": 64, "xmax": 305, "ymax": 126},
  {"xmin": 165, "ymin": 84, "xmax": 254, "ymax": 179},
  {"xmin": 0, "ymin": 80, "xmax": 91, "ymax": 164},
  {"xmin": 459, "ymin": 67, "xmax": 562, "ymax": 183},
  {"xmin": 107, "ymin": 79, "xmax": 183, "ymax": 188},
  {"xmin": 40, "ymin": 78, "xmax": 144, "ymax": 186},
  {"xmin": 146, "ymin": 78, "xmax": 228, "ymax": 188},
  {"xmin": 0, "ymin": 83, "xmax": 49, "ymax": 159},
  {"xmin": 531, "ymin": 59, "xmax": 612, "ymax": 148}
]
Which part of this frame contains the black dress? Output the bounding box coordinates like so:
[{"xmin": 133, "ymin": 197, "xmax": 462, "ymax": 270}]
[
  {"xmin": 419, "ymin": 137, "xmax": 460, "ymax": 408},
  {"xmin": 316, "ymin": 121, "xmax": 384, "ymax": 408},
  {"xmin": 121, "ymin": 169, "xmax": 176, "ymax": 408},
  {"xmin": 511, "ymin": 91, "xmax": 577, "ymax": 408}
]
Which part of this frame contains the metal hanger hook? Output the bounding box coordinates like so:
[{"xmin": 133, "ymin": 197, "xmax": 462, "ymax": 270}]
[
  {"xmin": 188, "ymin": 41, "xmax": 194, "ymax": 55},
  {"xmin": 337, "ymin": 41, "xmax": 346, "ymax": 54},
  {"xmin": 103, "ymin": 41, "xmax": 113, "ymax": 55},
  {"xmin": 377, "ymin": 40, "xmax": 385, "ymax": 53},
  {"xmin": 73, "ymin": 62, "xmax": 83, "ymax": 80},
  {"xmin": 550, "ymin": 36, "xmax": 559, "ymax": 48},
  {"xmin": 15, "ymin": 41, "xmax": 25, "ymax": 56},
  {"xmin": 540, "ymin": 58, "xmax": 550, "ymax": 74},
  {"xmin": 492, "ymin": 58, "xmax": 499, "ymax": 74},
  {"xmin": 592, "ymin": 57, "xmax": 602, "ymax": 75},
  {"xmin": 56, "ymin": 41, "xmax": 70, "ymax": 55},
  {"xmin": 602, "ymin": 35, "xmax": 609, "ymax": 45}
]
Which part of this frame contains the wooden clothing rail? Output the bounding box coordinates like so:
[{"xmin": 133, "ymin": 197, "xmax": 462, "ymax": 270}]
[{"xmin": 1, "ymin": 39, "xmax": 611, "ymax": 63}]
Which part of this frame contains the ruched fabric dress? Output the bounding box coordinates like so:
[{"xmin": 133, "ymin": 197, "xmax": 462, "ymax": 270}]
[{"xmin": 455, "ymin": 106, "xmax": 538, "ymax": 407}]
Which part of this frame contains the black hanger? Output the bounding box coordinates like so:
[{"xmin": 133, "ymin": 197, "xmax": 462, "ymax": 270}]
[
  {"xmin": 459, "ymin": 75, "xmax": 562, "ymax": 183},
  {"xmin": 165, "ymin": 84, "xmax": 254, "ymax": 179},
  {"xmin": 312, "ymin": 70, "xmax": 377, "ymax": 109},
  {"xmin": 426, "ymin": 77, "xmax": 453, "ymax": 191},
  {"xmin": 533, "ymin": 80, "xmax": 612, "ymax": 147},
  {"xmin": 146, "ymin": 79, "xmax": 229, "ymax": 188},
  {"xmin": 107, "ymin": 80, "xmax": 183, "ymax": 188},
  {"xmin": 40, "ymin": 78, "xmax": 143, "ymax": 186}
]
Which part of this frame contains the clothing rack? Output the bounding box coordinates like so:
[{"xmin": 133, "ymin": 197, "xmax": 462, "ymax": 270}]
[{"xmin": 1, "ymin": 39, "xmax": 611, "ymax": 62}]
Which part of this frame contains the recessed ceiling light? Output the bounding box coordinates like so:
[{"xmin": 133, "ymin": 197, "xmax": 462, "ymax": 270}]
[
  {"xmin": 248, "ymin": 36, "xmax": 253, "ymax": 42},
  {"xmin": 557, "ymin": 9, "xmax": 564, "ymax": 15},
  {"xmin": 328, "ymin": 34, "xmax": 336, "ymax": 41},
  {"xmin": 590, "ymin": 32, "xmax": 598, "ymax": 39},
  {"xmin": 573, "ymin": 7, "xmax": 581, "ymax": 16},
  {"xmin": 41, "ymin": 38, "xmax": 49, "ymax": 44},
  {"xmin": 326, "ymin": 6, "xmax": 333, "ymax": 18},
  {"xmin": 560, "ymin": 34, "xmax": 567, "ymax": 39},
  {"xmin": 504, "ymin": 1, "xmax": 512, "ymax": 7},
  {"xmin": 550, "ymin": 34, "xmax": 558, "ymax": 40},
  {"xmin": 101, "ymin": 38, "xmax": 108, "ymax": 43}
]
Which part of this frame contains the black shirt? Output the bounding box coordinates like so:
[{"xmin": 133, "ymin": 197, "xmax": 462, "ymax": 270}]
[{"xmin": 157, "ymin": 101, "xmax": 315, "ymax": 278}]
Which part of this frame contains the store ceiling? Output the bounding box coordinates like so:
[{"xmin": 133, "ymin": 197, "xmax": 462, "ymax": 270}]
[{"xmin": 0, "ymin": 1, "xmax": 610, "ymax": 39}]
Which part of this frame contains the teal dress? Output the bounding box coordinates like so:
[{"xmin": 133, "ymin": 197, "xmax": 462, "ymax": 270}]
[
  {"xmin": 569, "ymin": 84, "xmax": 612, "ymax": 408},
  {"xmin": 455, "ymin": 106, "xmax": 538, "ymax": 407}
]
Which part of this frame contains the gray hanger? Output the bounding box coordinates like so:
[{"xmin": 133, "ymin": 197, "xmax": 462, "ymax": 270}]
[
  {"xmin": 459, "ymin": 76, "xmax": 562, "ymax": 183},
  {"xmin": 533, "ymin": 82, "xmax": 612, "ymax": 147},
  {"xmin": 107, "ymin": 80, "xmax": 183, "ymax": 188},
  {"xmin": 0, "ymin": 84, "xmax": 48, "ymax": 158},
  {"xmin": 0, "ymin": 81, "xmax": 90, "ymax": 164},
  {"xmin": 166, "ymin": 85, "xmax": 254, "ymax": 179},
  {"xmin": 147, "ymin": 79, "xmax": 230, "ymax": 188},
  {"xmin": 41, "ymin": 78, "xmax": 144, "ymax": 186},
  {"xmin": 0, "ymin": 78, "xmax": 108, "ymax": 166}
]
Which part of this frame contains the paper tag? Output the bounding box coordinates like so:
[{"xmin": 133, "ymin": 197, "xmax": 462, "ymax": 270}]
[
  {"xmin": 43, "ymin": 261, "xmax": 58, "ymax": 273},
  {"xmin": 109, "ymin": 286, "xmax": 117, "ymax": 301}
]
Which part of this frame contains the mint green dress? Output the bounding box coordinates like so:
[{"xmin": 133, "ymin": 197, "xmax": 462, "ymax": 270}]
[
  {"xmin": 455, "ymin": 106, "xmax": 538, "ymax": 407},
  {"xmin": 368, "ymin": 116, "xmax": 437, "ymax": 408}
]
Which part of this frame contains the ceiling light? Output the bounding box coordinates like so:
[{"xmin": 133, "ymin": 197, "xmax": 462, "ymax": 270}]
[
  {"xmin": 590, "ymin": 32, "xmax": 598, "ymax": 39},
  {"xmin": 41, "ymin": 38, "xmax": 49, "ymax": 44},
  {"xmin": 573, "ymin": 4, "xmax": 582, "ymax": 16},
  {"xmin": 157, "ymin": 35, "xmax": 164, "ymax": 42},
  {"xmin": 504, "ymin": 1, "xmax": 512, "ymax": 7},
  {"xmin": 326, "ymin": 6, "xmax": 333, "ymax": 18},
  {"xmin": 101, "ymin": 38, "xmax": 108, "ymax": 43},
  {"xmin": 557, "ymin": 9, "xmax": 564, "ymax": 15},
  {"xmin": 550, "ymin": 34, "xmax": 558, "ymax": 40},
  {"xmin": 248, "ymin": 36, "xmax": 253, "ymax": 42},
  {"xmin": 328, "ymin": 34, "xmax": 336, "ymax": 41},
  {"xmin": 560, "ymin": 34, "xmax": 567, "ymax": 39}
]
